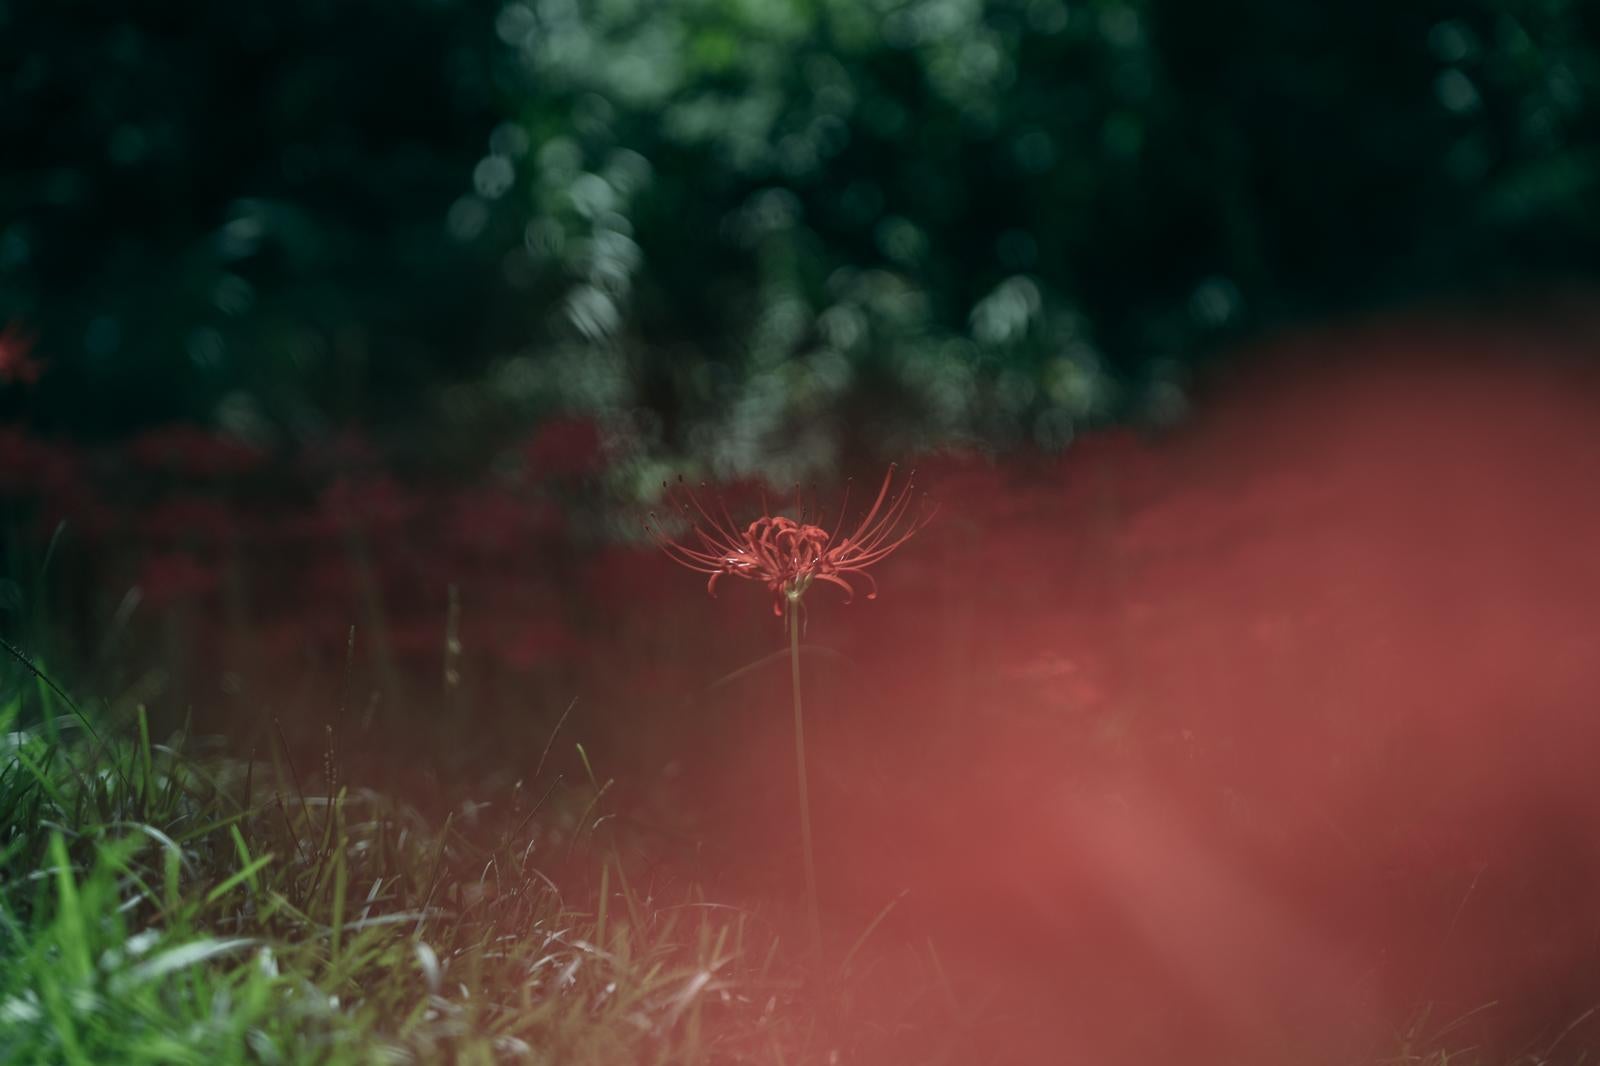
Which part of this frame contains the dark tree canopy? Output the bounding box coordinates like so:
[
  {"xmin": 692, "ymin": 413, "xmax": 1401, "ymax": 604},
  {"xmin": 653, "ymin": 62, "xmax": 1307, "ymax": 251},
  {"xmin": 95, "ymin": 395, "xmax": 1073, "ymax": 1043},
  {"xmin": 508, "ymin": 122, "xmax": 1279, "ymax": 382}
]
[{"xmin": 4, "ymin": 0, "xmax": 1598, "ymax": 471}]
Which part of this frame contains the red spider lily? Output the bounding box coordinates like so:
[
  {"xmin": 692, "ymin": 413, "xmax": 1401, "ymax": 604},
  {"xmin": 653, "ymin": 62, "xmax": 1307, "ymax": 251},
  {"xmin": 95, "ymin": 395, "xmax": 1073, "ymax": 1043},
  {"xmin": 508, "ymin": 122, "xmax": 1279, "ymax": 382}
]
[
  {"xmin": 648, "ymin": 464, "xmax": 934, "ymax": 616},
  {"xmin": 0, "ymin": 322, "xmax": 44, "ymax": 385}
]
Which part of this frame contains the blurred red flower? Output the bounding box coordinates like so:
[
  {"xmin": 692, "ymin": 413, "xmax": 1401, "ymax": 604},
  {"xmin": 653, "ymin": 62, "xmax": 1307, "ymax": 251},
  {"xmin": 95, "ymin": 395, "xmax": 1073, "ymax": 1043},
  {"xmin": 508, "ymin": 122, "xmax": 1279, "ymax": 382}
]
[
  {"xmin": 523, "ymin": 416, "xmax": 605, "ymax": 480},
  {"xmin": 297, "ymin": 428, "xmax": 380, "ymax": 478},
  {"xmin": 273, "ymin": 498, "xmax": 345, "ymax": 542},
  {"xmin": 387, "ymin": 617, "xmax": 451, "ymax": 660},
  {"xmin": 137, "ymin": 496, "xmax": 239, "ymax": 543},
  {"xmin": 445, "ymin": 486, "xmax": 565, "ymax": 555},
  {"xmin": 580, "ymin": 545, "xmax": 678, "ymax": 606},
  {"xmin": 496, "ymin": 617, "xmax": 585, "ymax": 671},
  {"xmin": 0, "ymin": 323, "xmax": 44, "ymax": 385},
  {"xmin": 137, "ymin": 553, "xmax": 217, "ymax": 607},
  {"xmin": 302, "ymin": 555, "xmax": 356, "ymax": 599},
  {"xmin": 253, "ymin": 614, "xmax": 350, "ymax": 664},
  {"xmin": 129, "ymin": 425, "xmax": 264, "ymax": 478},
  {"xmin": 321, "ymin": 476, "xmax": 419, "ymax": 529},
  {"xmin": 0, "ymin": 427, "xmax": 77, "ymax": 497}
]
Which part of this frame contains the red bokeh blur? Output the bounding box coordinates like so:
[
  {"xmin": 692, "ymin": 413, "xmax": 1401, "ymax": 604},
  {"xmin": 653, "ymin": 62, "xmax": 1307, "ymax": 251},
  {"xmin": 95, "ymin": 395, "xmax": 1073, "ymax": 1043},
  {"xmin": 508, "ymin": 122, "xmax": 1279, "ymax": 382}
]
[{"xmin": 637, "ymin": 313, "xmax": 1600, "ymax": 1062}]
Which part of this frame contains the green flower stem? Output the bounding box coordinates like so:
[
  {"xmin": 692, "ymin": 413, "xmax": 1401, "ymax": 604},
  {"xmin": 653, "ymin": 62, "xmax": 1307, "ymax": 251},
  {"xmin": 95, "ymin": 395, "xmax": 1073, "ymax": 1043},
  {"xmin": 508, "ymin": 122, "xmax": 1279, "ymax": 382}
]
[{"xmin": 788, "ymin": 595, "xmax": 823, "ymax": 967}]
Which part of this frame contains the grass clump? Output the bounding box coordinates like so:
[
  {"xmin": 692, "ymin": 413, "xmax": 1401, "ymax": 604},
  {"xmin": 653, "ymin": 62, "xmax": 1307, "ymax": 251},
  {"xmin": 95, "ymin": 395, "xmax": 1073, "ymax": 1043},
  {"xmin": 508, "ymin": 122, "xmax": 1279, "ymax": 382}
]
[{"xmin": 0, "ymin": 682, "xmax": 808, "ymax": 1065}]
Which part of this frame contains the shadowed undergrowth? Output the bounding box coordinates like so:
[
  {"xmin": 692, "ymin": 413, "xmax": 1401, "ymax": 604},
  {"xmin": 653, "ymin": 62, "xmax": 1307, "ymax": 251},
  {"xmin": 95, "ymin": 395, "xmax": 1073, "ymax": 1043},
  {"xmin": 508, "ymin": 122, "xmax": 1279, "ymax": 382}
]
[{"xmin": 0, "ymin": 674, "xmax": 864, "ymax": 1065}]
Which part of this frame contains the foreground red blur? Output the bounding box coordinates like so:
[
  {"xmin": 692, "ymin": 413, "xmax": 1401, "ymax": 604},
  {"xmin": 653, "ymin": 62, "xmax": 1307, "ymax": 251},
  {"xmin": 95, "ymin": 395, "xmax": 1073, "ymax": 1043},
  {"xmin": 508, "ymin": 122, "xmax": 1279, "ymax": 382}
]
[{"xmin": 652, "ymin": 310, "xmax": 1600, "ymax": 1062}]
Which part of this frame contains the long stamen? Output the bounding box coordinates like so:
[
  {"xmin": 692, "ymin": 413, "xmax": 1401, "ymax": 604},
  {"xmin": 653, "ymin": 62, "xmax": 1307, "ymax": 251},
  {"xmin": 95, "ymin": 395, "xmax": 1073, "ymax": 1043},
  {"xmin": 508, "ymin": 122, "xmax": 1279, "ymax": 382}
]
[
  {"xmin": 685, "ymin": 478, "xmax": 744, "ymax": 545},
  {"xmin": 827, "ymin": 478, "xmax": 852, "ymax": 543},
  {"xmin": 838, "ymin": 503, "xmax": 932, "ymax": 567},
  {"xmin": 850, "ymin": 483, "xmax": 918, "ymax": 555},
  {"xmin": 848, "ymin": 473, "xmax": 931, "ymax": 558},
  {"xmin": 716, "ymin": 492, "xmax": 744, "ymax": 545},
  {"xmin": 845, "ymin": 463, "xmax": 898, "ymax": 546}
]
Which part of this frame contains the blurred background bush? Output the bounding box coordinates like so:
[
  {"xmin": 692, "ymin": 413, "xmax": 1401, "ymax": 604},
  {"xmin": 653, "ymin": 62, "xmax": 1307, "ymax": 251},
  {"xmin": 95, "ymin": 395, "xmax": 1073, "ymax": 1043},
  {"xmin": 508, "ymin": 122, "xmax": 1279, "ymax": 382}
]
[{"xmin": 4, "ymin": 0, "xmax": 1598, "ymax": 477}]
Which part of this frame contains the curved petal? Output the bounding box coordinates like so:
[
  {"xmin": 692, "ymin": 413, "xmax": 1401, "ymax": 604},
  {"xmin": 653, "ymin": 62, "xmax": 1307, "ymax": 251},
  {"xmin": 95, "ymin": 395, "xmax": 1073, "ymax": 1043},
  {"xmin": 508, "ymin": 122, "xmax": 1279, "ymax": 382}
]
[{"xmin": 814, "ymin": 571, "xmax": 857, "ymax": 604}]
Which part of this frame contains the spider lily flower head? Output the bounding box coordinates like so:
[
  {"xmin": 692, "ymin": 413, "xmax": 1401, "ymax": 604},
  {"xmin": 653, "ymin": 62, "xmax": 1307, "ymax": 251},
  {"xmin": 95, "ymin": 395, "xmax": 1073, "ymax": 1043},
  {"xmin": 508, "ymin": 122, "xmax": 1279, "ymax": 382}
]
[{"xmin": 647, "ymin": 464, "xmax": 935, "ymax": 616}]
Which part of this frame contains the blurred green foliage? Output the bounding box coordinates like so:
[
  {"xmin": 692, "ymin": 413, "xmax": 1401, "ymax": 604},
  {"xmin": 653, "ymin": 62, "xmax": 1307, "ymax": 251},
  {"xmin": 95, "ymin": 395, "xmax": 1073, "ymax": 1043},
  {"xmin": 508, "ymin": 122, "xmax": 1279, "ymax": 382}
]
[
  {"xmin": 1, "ymin": 0, "xmax": 508, "ymax": 439},
  {"xmin": 4, "ymin": 0, "xmax": 1598, "ymax": 472}
]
